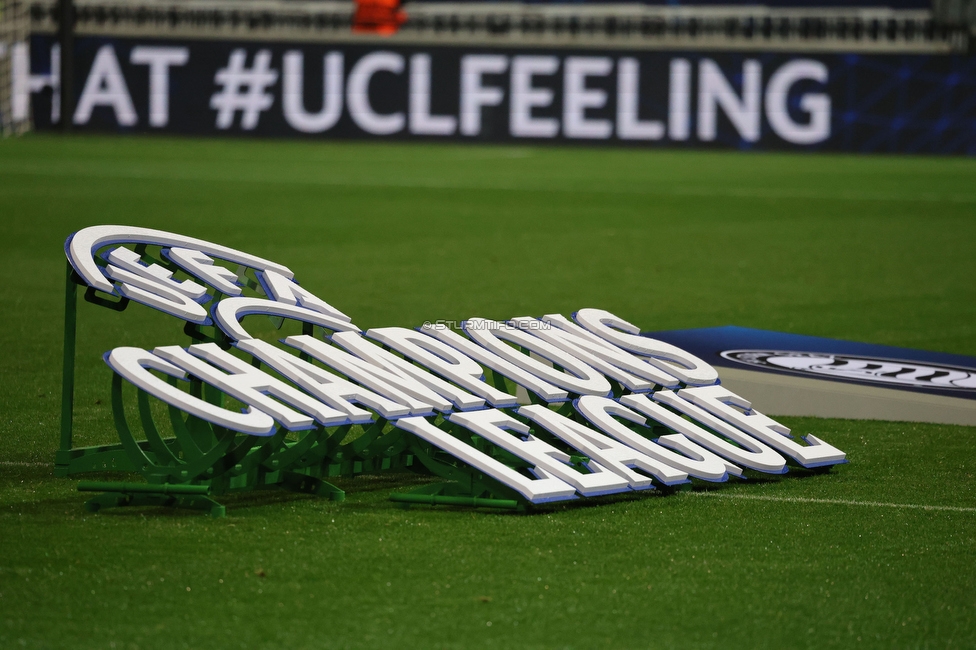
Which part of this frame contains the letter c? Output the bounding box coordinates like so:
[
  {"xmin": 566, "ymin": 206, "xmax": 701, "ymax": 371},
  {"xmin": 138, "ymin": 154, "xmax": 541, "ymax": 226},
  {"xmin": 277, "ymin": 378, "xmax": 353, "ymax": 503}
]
[{"xmin": 347, "ymin": 51, "xmax": 405, "ymax": 135}]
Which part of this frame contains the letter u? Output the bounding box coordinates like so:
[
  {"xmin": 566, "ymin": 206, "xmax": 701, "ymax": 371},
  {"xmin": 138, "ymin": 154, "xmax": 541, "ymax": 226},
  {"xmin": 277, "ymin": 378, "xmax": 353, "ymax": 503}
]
[{"xmin": 283, "ymin": 51, "xmax": 344, "ymax": 133}]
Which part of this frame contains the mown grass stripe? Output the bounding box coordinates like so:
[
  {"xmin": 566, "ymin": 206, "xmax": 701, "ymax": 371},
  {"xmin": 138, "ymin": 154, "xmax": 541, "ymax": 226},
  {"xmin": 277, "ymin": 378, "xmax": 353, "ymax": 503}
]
[{"xmin": 3, "ymin": 162, "xmax": 976, "ymax": 204}]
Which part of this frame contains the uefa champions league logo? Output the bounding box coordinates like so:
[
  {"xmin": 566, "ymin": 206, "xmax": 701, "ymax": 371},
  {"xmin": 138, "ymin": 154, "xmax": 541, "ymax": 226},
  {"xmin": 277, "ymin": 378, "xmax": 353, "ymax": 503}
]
[{"xmin": 59, "ymin": 225, "xmax": 847, "ymax": 515}]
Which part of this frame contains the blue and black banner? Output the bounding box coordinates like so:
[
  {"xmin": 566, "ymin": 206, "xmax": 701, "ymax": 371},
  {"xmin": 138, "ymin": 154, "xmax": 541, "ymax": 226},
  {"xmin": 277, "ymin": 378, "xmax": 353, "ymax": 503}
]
[
  {"xmin": 646, "ymin": 326, "xmax": 976, "ymax": 400},
  {"xmin": 28, "ymin": 34, "xmax": 976, "ymax": 154}
]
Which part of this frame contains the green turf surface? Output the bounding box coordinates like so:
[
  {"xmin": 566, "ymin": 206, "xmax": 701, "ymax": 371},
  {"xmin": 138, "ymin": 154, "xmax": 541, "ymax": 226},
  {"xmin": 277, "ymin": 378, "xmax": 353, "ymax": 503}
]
[{"xmin": 1, "ymin": 135, "xmax": 975, "ymax": 648}]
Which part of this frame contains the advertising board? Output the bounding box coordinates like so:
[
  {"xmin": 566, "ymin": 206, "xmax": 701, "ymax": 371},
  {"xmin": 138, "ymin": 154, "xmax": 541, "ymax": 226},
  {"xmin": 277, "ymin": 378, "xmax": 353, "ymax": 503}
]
[{"xmin": 26, "ymin": 35, "xmax": 976, "ymax": 153}]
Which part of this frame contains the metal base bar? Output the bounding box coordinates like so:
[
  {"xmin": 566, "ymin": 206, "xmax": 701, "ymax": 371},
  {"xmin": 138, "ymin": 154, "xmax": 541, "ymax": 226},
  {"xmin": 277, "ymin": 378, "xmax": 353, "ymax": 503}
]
[
  {"xmin": 390, "ymin": 492, "xmax": 520, "ymax": 510},
  {"xmin": 77, "ymin": 472, "xmax": 346, "ymax": 517},
  {"xmin": 78, "ymin": 480, "xmax": 210, "ymax": 495},
  {"xmin": 83, "ymin": 491, "xmax": 227, "ymax": 518},
  {"xmin": 390, "ymin": 481, "xmax": 526, "ymax": 511}
]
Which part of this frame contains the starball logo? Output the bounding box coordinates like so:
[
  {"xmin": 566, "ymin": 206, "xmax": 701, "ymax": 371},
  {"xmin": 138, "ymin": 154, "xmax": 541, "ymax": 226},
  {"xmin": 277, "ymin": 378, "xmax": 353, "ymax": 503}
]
[{"xmin": 721, "ymin": 350, "xmax": 976, "ymax": 392}]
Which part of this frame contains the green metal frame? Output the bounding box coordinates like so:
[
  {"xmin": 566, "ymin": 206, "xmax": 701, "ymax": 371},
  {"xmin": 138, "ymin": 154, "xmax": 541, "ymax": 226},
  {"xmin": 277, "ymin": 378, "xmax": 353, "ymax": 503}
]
[
  {"xmin": 389, "ymin": 430, "xmax": 530, "ymax": 512},
  {"xmin": 56, "ymin": 255, "xmax": 397, "ymax": 516},
  {"xmin": 78, "ymin": 481, "xmax": 227, "ymax": 518},
  {"xmin": 58, "ymin": 245, "xmax": 680, "ymax": 517}
]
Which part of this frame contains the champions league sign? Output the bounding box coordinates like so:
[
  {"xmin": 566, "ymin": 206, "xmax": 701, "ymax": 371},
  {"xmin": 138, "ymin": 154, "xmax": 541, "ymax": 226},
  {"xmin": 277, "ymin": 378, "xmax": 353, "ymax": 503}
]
[{"xmin": 59, "ymin": 225, "xmax": 846, "ymax": 516}]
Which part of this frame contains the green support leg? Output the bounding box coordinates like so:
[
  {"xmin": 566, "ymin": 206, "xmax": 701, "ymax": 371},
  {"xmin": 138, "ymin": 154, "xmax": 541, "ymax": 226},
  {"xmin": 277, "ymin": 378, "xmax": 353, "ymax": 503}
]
[
  {"xmin": 281, "ymin": 471, "xmax": 345, "ymax": 502},
  {"xmin": 56, "ymin": 262, "xmax": 78, "ymax": 477},
  {"xmin": 389, "ymin": 439, "xmax": 529, "ymax": 511},
  {"xmin": 83, "ymin": 492, "xmax": 226, "ymax": 518}
]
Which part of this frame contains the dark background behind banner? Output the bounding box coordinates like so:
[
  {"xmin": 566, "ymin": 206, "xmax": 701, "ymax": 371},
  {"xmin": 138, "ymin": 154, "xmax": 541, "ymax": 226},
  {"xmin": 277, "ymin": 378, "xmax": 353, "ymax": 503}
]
[{"xmin": 29, "ymin": 34, "xmax": 976, "ymax": 154}]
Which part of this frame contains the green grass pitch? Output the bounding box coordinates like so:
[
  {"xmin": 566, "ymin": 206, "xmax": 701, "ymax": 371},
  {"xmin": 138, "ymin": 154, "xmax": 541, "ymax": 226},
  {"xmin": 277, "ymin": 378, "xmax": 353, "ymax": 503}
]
[{"xmin": 1, "ymin": 135, "xmax": 975, "ymax": 648}]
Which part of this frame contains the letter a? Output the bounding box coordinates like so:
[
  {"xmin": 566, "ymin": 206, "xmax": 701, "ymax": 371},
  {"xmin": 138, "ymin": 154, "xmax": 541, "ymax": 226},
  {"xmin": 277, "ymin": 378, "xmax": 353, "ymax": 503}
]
[{"xmin": 74, "ymin": 45, "xmax": 138, "ymax": 126}]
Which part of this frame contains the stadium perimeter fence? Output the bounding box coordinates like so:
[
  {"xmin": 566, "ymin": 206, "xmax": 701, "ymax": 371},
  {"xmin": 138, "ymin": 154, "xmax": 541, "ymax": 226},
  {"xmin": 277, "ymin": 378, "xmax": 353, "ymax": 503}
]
[
  {"xmin": 24, "ymin": 0, "xmax": 972, "ymax": 51},
  {"xmin": 1, "ymin": 0, "xmax": 30, "ymax": 135}
]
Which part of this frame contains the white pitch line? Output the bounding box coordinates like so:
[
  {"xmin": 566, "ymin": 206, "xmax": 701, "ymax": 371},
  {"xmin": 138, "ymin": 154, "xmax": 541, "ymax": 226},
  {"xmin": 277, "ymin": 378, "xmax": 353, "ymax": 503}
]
[
  {"xmin": 684, "ymin": 491, "xmax": 976, "ymax": 513},
  {"xmin": 0, "ymin": 461, "xmax": 47, "ymax": 467}
]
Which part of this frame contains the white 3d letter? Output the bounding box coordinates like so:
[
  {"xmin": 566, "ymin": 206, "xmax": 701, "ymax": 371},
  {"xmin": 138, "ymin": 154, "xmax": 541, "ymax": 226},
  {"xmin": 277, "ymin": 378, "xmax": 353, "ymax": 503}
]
[
  {"xmin": 155, "ymin": 344, "xmax": 348, "ymax": 430},
  {"xmin": 678, "ymin": 385, "xmax": 846, "ymax": 467},
  {"xmin": 520, "ymin": 404, "xmax": 689, "ymax": 487},
  {"xmin": 450, "ymin": 409, "xmax": 630, "ymax": 497},
  {"xmin": 575, "ymin": 395, "xmax": 731, "ymax": 482},
  {"xmin": 395, "ymin": 415, "xmax": 577, "ymax": 503},
  {"xmin": 106, "ymin": 347, "xmax": 276, "ymax": 435},
  {"xmin": 367, "ymin": 326, "xmax": 517, "ymax": 408},
  {"xmin": 574, "ymin": 308, "xmax": 718, "ymax": 386},
  {"xmin": 258, "ymin": 269, "xmax": 351, "ymax": 322}
]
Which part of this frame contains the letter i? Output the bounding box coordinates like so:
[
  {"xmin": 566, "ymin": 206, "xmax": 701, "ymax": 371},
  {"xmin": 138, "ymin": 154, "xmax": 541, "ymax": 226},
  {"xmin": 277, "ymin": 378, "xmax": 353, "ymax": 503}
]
[{"xmin": 668, "ymin": 59, "xmax": 691, "ymax": 141}]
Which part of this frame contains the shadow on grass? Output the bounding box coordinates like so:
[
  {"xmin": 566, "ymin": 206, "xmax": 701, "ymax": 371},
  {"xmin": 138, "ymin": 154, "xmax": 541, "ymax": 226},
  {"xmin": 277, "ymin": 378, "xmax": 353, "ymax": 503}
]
[{"xmin": 2, "ymin": 461, "xmax": 841, "ymax": 520}]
